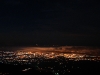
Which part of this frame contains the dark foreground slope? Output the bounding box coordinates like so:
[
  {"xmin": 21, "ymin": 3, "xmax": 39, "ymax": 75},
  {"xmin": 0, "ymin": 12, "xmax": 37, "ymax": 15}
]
[{"xmin": 0, "ymin": 60, "xmax": 100, "ymax": 75}]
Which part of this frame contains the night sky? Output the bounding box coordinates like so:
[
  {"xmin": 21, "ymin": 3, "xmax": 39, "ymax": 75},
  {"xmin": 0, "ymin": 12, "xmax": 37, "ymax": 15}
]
[{"xmin": 0, "ymin": 0, "xmax": 100, "ymax": 46}]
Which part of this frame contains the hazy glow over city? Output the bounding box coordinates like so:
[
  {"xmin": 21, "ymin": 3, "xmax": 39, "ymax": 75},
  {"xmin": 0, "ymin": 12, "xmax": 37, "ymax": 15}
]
[
  {"xmin": 0, "ymin": 46, "xmax": 100, "ymax": 61},
  {"xmin": 14, "ymin": 46, "xmax": 100, "ymax": 56}
]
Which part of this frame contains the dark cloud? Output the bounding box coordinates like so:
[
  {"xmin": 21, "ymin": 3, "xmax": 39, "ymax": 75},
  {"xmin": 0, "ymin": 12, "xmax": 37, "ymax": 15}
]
[
  {"xmin": 0, "ymin": 0, "xmax": 100, "ymax": 46},
  {"xmin": 4, "ymin": 0, "xmax": 21, "ymax": 5}
]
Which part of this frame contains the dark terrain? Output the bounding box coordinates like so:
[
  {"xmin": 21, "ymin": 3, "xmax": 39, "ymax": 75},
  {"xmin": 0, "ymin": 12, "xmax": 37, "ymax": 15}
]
[{"xmin": 0, "ymin": 59, "xmax": 100, "ymax": 75}]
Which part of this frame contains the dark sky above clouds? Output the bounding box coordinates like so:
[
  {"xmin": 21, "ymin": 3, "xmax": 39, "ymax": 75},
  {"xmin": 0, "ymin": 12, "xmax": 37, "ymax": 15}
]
[{"xmin": 0, "ymin": 0, "xmax": 100, "ymax": 46}]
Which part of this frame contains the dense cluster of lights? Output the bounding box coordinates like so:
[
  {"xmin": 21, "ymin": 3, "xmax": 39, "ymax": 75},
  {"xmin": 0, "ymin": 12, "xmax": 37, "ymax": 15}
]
[
  {"xmin": 0, "ymin": 50, "xmax": 100, "ymax": 75},
  {"xmin": 0, "ymin": 51, "xmax": 100, "ymax": 64}
]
